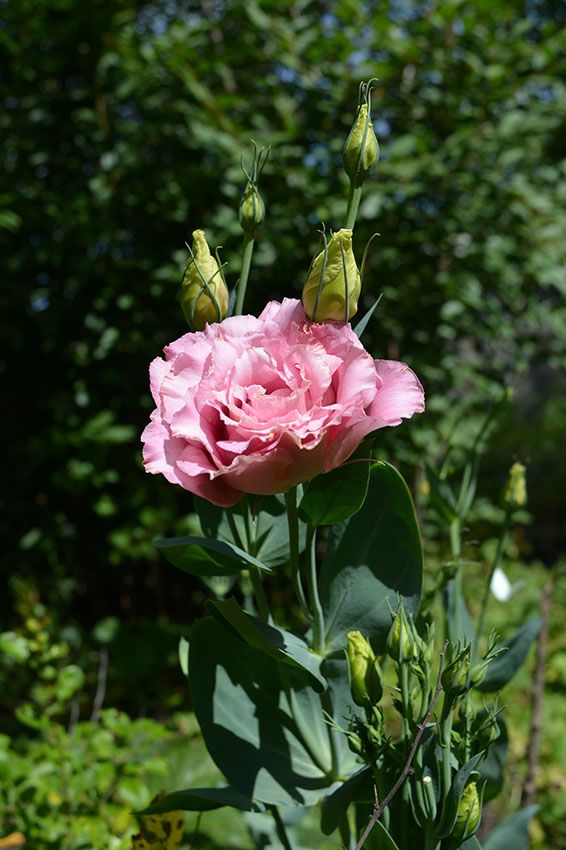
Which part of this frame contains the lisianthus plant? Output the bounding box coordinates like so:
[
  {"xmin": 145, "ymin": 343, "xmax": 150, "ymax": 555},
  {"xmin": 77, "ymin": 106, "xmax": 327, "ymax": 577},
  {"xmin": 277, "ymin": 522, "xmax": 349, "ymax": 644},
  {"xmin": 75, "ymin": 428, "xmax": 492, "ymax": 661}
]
[{"xmin": 138, "ymin": 82, "xmax": 540, "ymax": 849}]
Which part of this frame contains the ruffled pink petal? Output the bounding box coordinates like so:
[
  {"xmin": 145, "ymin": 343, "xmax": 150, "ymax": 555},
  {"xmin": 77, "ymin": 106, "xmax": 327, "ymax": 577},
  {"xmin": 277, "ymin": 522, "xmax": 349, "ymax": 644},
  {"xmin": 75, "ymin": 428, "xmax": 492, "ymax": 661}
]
[{"xmin": 368, "ymin": 360, "xmax": 425, "ymax": 425}]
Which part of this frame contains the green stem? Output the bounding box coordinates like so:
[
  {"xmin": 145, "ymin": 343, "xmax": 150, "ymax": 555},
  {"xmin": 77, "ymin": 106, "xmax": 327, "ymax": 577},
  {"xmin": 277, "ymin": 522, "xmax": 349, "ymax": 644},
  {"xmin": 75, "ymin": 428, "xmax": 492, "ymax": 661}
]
[
  {"xmin": 440, "ymin": 699, "xmax": 454, "ymax": 801},
  {"xmin": 305, "ymin": 523, "xmax": 325, "ymax": 653},
  {"xmin": 284, "ymin": 487, "xmax": 309, "ymax": 617},
  {"xmin": 235, "ymin": 234, "xmax": 254, "ymax": 316},
  {"xmin": 249, "ymin": 567, "xmax": 270, "ymax": 622},
  {"xmin": 339, "ymin": 816, "xmax": 352, "ymax": 850},
  {"xmin": 270, "ymin": 806, "xmax": 293, "ymax": 850},
  {"xmin": 476, "ymin": 512, "xmax": 511, "ymax": 649},
  {"xmin": 344, "ymin": 183, "xmax": 362, "ymax": 230}
]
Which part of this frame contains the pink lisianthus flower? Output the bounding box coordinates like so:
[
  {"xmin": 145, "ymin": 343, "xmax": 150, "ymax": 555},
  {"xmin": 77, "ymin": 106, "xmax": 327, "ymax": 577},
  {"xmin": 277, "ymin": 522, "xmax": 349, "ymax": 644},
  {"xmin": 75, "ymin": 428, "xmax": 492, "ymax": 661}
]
[{"xmin": 141, "ymin": 299, "xmax": 424, "ymax": 506}]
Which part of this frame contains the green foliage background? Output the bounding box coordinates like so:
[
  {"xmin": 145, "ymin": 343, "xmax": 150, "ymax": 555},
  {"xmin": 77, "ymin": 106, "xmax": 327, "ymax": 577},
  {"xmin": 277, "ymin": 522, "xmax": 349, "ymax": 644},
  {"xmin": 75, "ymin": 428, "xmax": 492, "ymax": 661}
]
[{"xmin": 1, "ymin": 0, "xmax": 564, "ymax": 848}]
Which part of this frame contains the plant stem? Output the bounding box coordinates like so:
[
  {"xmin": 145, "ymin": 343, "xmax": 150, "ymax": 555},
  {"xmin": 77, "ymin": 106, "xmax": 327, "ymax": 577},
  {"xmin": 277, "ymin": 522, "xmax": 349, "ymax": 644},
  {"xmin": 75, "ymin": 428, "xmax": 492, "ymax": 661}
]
[
  {"xmin": 344, "ymin": 183, "xmax": 362, "ymax": 230},
  {"xmin": 440, "ymin": 699, "xmax": 454, "ymax": 802},
  {"xmin": 285, "ymin": 487, "xmax": 309, "ymax": 617},
  {"xmin": 249, "ymin": 567, "xmax": 270, "ymax": 622},
  {"xmin": 476, "ymin": 512, "xmax": 510, "ymax": 648},
  {"xmin": 270, "ymin": 806, "xmax": 293, "ymax": 850},
  {"xmin": 235, "ymin": 234, "xmax": 254, "ymax": 316},
  {"xmin": 305, "ymin": 523, "xmax": 325, "ymax": 652}
]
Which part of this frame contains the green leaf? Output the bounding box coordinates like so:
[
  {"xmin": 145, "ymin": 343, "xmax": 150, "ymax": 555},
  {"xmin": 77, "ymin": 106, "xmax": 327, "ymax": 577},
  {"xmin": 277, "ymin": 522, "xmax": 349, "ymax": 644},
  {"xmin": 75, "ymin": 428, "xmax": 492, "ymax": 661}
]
[
  {"xmin": 319, "ymin": 462, "xmax": 423, "ymax": 655},
  {"xmin": 189, "ymin": 617, "xmax": 338, "ymax": 807},
  {"xmin": 208, "ymin": 597, "xmax": 327, "ymax": 692},
  {"xmin": 478, "ymin": 715, "xmax": 508, "ymax": 802},
  {"xmin": 483, "ymin": 805, "xmax": 539, "ymax": 850},
  {"xmin": 426, "ymin": 464, "xmax": 458, "ymax": 524},
  {"xmin": 155, "ymin": 536, "xmax": 272, "ymax": 577},
  {"xmin": 476, "ymin": 617, "xmax": 542, "ymax": 692},
  {"xmin": 140, "ymin": 786, "xmax": 261, "ymax": 814},
  {"xmin": 438, "ymin": 753, "xmax": 483, "ymax": 838},
  {"xmin": 195, "ymin": 494, "xmax": 305, "ymax": 568},
  {"xmin": 321, "ymin": 766, "xmax": 372, "ymax": 835},
  {"xmin": 299, "ymin": 461, "xmax": 370, "ymax": 526},
  {"xmin": 445, "ymin": 578, "xmax": 475, "ymax": 645},
  {"xmin": 354, "ymin": 297, "xmax": 381, "ymax": 338}
]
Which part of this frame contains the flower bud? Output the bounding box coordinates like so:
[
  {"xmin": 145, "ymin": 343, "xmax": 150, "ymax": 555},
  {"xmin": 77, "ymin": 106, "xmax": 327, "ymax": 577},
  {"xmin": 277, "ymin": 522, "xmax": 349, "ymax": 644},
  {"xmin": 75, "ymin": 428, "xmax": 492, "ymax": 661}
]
[
  {"xmin": 387, "ymin": 604, "xmax": 423, "ymax": 665},
  {"xmin": 452, "ymin": 782, "xmax": 481, "ymax": 844},
  {"xmin": 181, "ymin": 230, "xmax": 229, "ymax": 331},
  {"xmin": 343, "ymin": 101, "xmax": 379, "ymax": 187},
  {"xmin": 503, "ymin": 462, "xmax": 527, "ymax": 511},
  {"xmin": 239, "ymin": 180, "xmax": 265, "ymax": 235},
  {"xmin": 346, "ymin": 630, "xmax": 383, "ymax": 708},
  {"xmin": 441, "ymin": 645, "xmax": 471, "ymax": 698},
  {"xmin": 302, "ymin": 229, "xmax": 361, "ymax": 323}
]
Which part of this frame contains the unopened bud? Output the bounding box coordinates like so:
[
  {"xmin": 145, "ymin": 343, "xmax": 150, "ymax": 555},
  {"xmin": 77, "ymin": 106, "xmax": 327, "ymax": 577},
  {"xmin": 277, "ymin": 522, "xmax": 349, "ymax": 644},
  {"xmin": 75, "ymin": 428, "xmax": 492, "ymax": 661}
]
[
  {"xmin": 441, "ymin": 645, "xmax": 472, "ymax": 698},
  {"xmin": 452, "ymin": 782, "xmax": 481, "ymax": 843},
  {"xmin": 239, "ymin": 141, "xmax": 269, "ymax": 237},
  {"xmin": 181, "ymin": 230, "xmax": 229, "ymax": 331},
  {"xmin": 343, "ymin": 83, "xmax": 379, "ymax": 187},
  {"xmin": 346, "ymin": 630, "xmax": 383, "ymax": 708},
  {"xmin": 239, "ymin": 180, "xmax": 265, "ymax": 235},
  {"xmin": 303, "ymin": 228, "xmax": 361, "ymax": 322},
  {"xmin": 503, "ymin": 462, "xmax": 527, "ymax": 511},
  {"xmin": 387, "ymin": 605, "xmax": 423, "ymax": 665}
]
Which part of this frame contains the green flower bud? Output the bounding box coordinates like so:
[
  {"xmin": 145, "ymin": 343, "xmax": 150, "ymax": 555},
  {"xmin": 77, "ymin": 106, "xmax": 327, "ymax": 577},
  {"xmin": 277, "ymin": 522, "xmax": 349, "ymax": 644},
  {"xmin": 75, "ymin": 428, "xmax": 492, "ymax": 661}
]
[
  {"xmin": 302, "ymin": 228, "xmax": 361, "ymax": 323},
  {"xmin": 387, "ymin": 605, "xmax": 422, "ymax": 665},
  {"xmin": 452, "ymin": 782, "xmax": 481, "ymax": 844},
  {"xmin": 346, "ymin": 630, "xmax": 383, "ymax": 708},
  {"xmin": 503, "ymin": 462, "xmax": 527, "ymax": 510},
  {"xmin": 181, "ymin": 229, "xmax": 229, "ymax": 331},
  {"xmin": 441, "ymin": 645, "xmax": 471, "ymax": 698},
  {"xmin": 239, "ymin": 180, "xmax": 265, "ymax": 235},
  {"xmin": 343, "ymin": 101, "xmax": 379, "ymax": 187}
]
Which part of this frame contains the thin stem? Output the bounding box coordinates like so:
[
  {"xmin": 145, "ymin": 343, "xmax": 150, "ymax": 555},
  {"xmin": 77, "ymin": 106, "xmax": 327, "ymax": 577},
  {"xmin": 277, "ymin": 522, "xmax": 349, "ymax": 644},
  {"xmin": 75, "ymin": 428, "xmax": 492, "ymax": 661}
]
[
  {"xmin": 249, "ymin": 567, "xmax": 270, "ymax": 622},
  {"xmin": 353, "ymin": 641, "xmax": 448, "ymax": 850},
  {"xmin": 305, "ymin": 523, "xmax": 325, "ymax": 652},
  {"xmin": 476, "ymin": 511, "xmax": 511, "ymax": 648},
  {"xmin": 345, "ymin": 183, "xmax": 363, "ymax": 230},
  {"xmin": 440, "ymin": 698, "xmax": 454, "ymax": 802},
  {"xmin": 270, "ymin": 806, "xmax": 293, "ymax": 850},
  {"xmin": 285, "ymin": 487, "xmax": 309, "ymax": 617},
  {"xmin": 235, "ymin": 234, "xmax": 254, "ymax": 316}
]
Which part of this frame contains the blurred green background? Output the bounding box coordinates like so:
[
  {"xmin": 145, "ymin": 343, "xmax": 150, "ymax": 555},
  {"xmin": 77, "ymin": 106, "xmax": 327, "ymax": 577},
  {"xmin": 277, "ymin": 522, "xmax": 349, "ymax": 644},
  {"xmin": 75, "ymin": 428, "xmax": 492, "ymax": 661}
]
[{"xmin": 1, "ymin": 0, "xmax": 564, "ymax": 848}]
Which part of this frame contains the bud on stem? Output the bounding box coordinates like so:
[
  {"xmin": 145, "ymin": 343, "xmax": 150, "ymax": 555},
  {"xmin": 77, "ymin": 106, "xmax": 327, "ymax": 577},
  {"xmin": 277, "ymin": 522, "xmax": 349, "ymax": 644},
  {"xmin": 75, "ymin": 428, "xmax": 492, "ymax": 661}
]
[
  {"xmin": 181, "ymin": 230, "xmax": 229, "ymax": 331},
  {"xmin": 302, "ymin": 228, "xmax": 361, "ymax": 323}
]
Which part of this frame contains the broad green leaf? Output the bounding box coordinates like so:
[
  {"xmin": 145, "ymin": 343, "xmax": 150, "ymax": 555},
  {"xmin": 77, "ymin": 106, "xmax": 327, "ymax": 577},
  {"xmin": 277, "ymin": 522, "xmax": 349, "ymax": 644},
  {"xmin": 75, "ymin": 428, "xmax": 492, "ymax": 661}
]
[
  {"xmin": 483, "ymin": 805, "xmax": 539, "ymax": 850},
  {"xmin": 189, "ymin": 618, "xmax": 339, "ymax": 807},
  {"xmin": 195, "ymin": 494, "xmax": 305, "ymax": 568},
  {"xmin": 321, "ymin": 766, "xmax": 372, "ymax": 835},
  {"xmin": 140, "ymin": 786, "xmax": 260, "ymax": 814},
  {"xmin": 299, "ymin": 461, "xmax": 370, "ymax": 526},
  {"xmin": 319, "ymin": 462, "xmax": 422, "ymax": 655},
  {"xmin": 208, "ymin": 597, "xmax": 327, "ymax": 692},
  {"xmin": 476, "ymin": 617, "xmax": 542, "ymax": 692},
  {"xmin": 155, "ymin": 536, "xmax": 271, "ymax": 577}
]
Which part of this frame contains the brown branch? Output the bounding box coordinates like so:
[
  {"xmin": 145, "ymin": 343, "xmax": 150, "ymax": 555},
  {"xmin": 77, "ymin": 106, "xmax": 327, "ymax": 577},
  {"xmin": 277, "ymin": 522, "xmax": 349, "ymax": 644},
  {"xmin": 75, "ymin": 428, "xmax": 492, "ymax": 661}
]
[
  {"xmin": 521, "ymin": 579, "xmax": 553, "ymax": 807},
  {"xmin": 350, "ymin": 640, "xmax": 449, "ymax": 850}
]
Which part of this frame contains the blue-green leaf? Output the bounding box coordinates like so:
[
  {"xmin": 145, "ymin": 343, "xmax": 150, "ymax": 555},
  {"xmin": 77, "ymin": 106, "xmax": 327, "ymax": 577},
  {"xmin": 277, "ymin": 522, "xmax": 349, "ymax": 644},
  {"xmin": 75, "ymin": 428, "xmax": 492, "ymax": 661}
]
[
  {"xmin": 299, "ymin": 461, "xmax": 370, "ymax": 527},
  {"xmin": 140, "ymin": 786, "xmax": 260, "ymax": 814},
  {"xmin": 156, "ymin": 536, "xmax": 271, "ymax": 577},
  {"xmin": 195, "ymin": 494, "xmax": 304, "ymax": 568},
  {"xmin": 208, "ymin": 597, "xmax": 327, "ymax": 692},
  {"xmin": 189, "ymin": 618, "xmax": 339, "ymax": 807},
  {"xmin": 476, "ymin": 617, "xmax": 542, "ymax": 692},
  {"xmin": 321, "ymin": 766, "xmax": 372, "ymax": 835},
  {"xmin": 483, "ymin": 805, "xmax": 539, "ymax": 850},
  {"xmin": 319, "ymin": 462, "xmax": 422, "ymax": 655}
]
